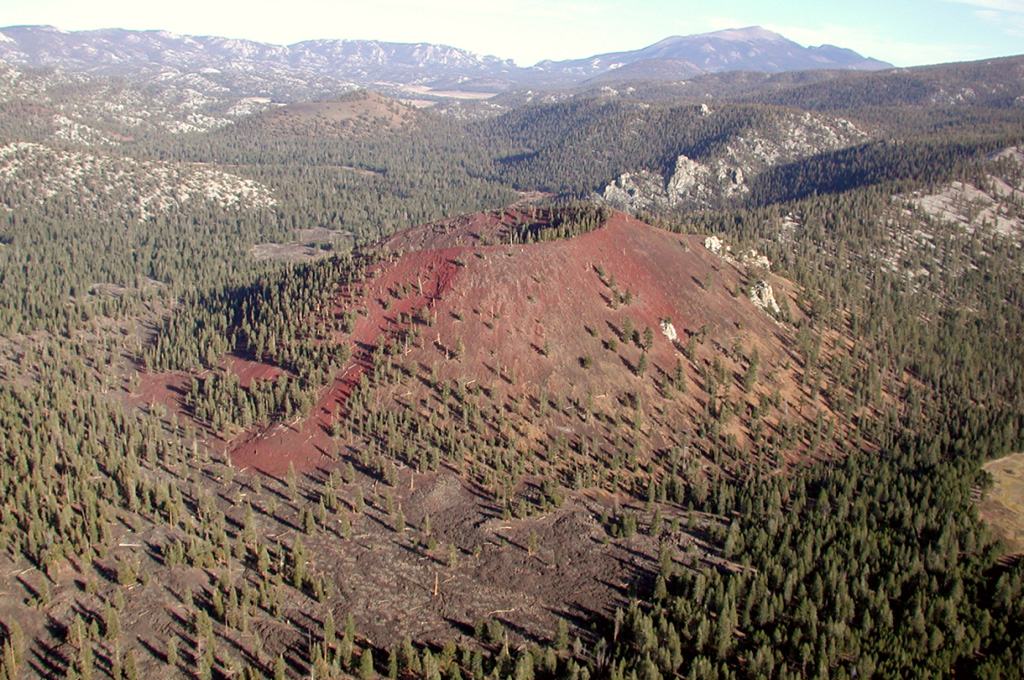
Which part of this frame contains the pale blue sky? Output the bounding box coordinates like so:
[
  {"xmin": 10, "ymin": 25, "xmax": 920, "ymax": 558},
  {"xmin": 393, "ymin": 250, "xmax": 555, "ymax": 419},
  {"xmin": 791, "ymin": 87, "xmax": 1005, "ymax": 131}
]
[{"xmin": 3, "ymin": 0, "xmax": 1022, "ymax": 67}]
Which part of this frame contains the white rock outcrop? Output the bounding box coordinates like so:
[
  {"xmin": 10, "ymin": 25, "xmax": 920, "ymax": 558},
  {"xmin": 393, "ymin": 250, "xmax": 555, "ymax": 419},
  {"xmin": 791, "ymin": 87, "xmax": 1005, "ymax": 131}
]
[
  {"xmin": 599, "ymin": 110, "xmax": 869, "ymax": 214},
  {"xmin": 703, "ymin": 235, "xmax": 724, "ymax": 255},
  {"xmin": 749, "ymin": 280, "xmax": 780, "ymax": 315},
  {"xmin": 0, "ymin": 141, "xmax": 276, "ymax": 220},
  {"xmin": 660, "ymin": 319, "xmax": 678, "ymax": 342},
  {"xmin": 703, "ymin": 236, "xmax": 771, "ymax": 272}
]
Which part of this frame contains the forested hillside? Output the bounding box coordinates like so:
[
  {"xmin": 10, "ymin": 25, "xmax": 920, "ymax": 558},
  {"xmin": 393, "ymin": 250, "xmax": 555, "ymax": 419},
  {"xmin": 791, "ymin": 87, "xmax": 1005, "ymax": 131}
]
[{"xmin": 0, "ymin": 48, "xmax": 1023, "ymax": 680}]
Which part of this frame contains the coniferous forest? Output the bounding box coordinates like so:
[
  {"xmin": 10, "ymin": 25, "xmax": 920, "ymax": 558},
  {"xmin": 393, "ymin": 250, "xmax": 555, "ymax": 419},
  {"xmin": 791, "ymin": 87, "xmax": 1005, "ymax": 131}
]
[{"xmin": 0, "ymin": 42, "xmax": 1023, "ymax": 680}]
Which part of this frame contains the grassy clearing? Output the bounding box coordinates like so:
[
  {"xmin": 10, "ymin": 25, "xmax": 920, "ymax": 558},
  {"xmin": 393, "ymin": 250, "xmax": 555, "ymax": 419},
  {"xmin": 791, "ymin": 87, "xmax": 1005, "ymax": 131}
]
[{"xmin": 981, "ymin": 453, "xmax": 1024, "ymax": 554}]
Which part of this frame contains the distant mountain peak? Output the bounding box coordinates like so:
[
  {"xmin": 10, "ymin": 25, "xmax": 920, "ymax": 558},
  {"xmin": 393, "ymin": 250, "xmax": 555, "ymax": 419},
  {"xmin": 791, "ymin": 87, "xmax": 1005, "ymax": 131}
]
[
  {"xmin": 537, "ymin": 26, "xmax": 891, "ymax": 83},
  {"xmin": 702, "ymin": 26, "xmax": 789, "ymax": 42},
  {"xmin": 644, "ymin": 27, "xmax": 791, "ymax": 53}
]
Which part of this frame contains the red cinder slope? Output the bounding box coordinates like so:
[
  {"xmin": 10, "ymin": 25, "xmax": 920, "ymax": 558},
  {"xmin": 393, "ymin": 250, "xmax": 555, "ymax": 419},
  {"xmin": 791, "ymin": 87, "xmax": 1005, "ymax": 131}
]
[{"xmin": 232, "ymin": 207, "xmax": 822, "ymax": 484}]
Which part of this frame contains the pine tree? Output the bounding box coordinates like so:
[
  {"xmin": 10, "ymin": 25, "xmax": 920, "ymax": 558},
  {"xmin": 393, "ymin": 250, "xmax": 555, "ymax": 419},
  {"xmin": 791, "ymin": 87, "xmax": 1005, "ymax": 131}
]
[
  {"xmin": 78, "ymin": 642, "xmax": 94, "ymax": 680},
  {"xmin": 514, "ymin": 652, "xmax": 535, "ymax": 680},
  {"xmin": 102, "ymin": 603, "xmax": 120, "ymax": 641},
  {"xmin": 290, "ymin": 536, "xmax": 307, "ymax": 588},
  {"xmin": 166, "ymin": 638, "xmax": 178, "ymax": 667},
  {"xmin": 555, "ymin": 618, "xmax": 570, "ymax": 651},
  {"xmin": 324, "ymin": 611, "xmax": 337, "ymax": 651},
  {"xmin": 621, "ymin": 317, "xmax": 634, "ymax": 342},
  {"xmin": 360, "ymin": 647, "xmax": 375, "ymax": 680},
  {"xmin": 446, "ymin": 542, "xmax": 458, "ymax": 568},
  {"xmin": 388, "ymin": 648, "xmax": 399, "ymax": 679}
]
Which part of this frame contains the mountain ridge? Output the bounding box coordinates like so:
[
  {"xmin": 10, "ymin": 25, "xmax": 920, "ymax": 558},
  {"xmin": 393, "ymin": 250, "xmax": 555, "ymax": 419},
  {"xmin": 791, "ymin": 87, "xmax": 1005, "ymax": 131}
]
[
  {"xmin": 0, "ymin": 24, "xmax": 892, "ymax": 96},
  {"xmin": 535, "ymin": 26, "xmax": 890, "ymax": 78}
]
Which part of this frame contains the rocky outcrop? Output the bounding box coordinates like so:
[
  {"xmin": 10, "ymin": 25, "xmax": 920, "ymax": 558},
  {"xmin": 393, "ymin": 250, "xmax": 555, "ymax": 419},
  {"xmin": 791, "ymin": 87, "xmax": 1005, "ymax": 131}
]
[
  {"xmin": 903, "ymin": 145, "xmax": 1024, "ymax": 238},
  {"xmin": 600, "ymin": 110, "xmax": 869, "ymax": 214},
  {"xmin": 702, "ymin": 237, "xmax": 779, "ymax": 317},
  {"xmin": 749, "ymin": 280, "xmax": 780, "ymax": 315},
  {"xmin": 659, "ymin": 319, "xmax": 678, "ymax": 342},
  {"xmin": 0, "ymin": 141, "xmax": 275, "ymax": 220},
  {"xmin": 703, "ymin": 235, "xmax": 772, "ymax": 272}
]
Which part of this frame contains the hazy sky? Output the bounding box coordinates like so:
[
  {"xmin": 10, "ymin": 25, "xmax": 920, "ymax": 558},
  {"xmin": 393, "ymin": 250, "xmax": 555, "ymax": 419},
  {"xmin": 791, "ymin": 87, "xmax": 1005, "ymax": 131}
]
[{"xmin": 3, "ymin": 0, "xmax": 1023, "ymax": 67}]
